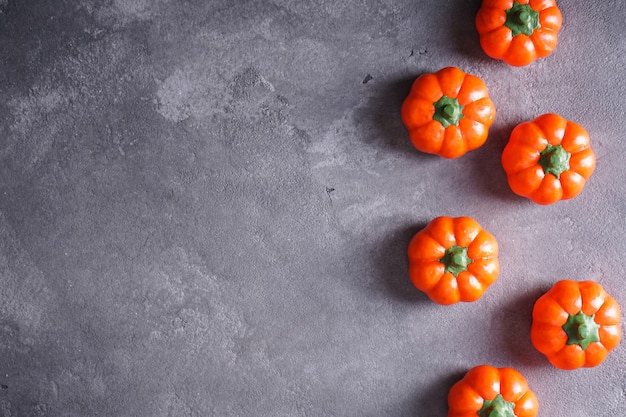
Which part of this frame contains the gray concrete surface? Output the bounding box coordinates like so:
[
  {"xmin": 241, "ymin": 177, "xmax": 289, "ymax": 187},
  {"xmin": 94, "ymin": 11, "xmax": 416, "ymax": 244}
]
[{"xmin": 1, "ymin": 0, "xmax": 625, "ymax": 416}]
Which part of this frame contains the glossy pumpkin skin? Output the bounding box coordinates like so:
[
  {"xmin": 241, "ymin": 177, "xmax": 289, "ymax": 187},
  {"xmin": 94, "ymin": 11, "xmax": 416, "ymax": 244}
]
[
  {"xmin": 501, "ymin": 113, "xmax": 596, "ymax": 205},
  {"xmin": 476, "ymin": 0, "xmax": 563, "ymax": 66},
  {"xmin": 448, "ymin": 364, "xmax": 539, "ymax": 417},
  {"xmin": 401, "ymin": 67, "xmax": 496, "ymax": 158},
  {"xmin": 407, "ymin": 216, "xmax": 499, "ymax": 305},
  {"xmin": 531, "ymin": 280, "xmax": 621, "ymax": 370}
]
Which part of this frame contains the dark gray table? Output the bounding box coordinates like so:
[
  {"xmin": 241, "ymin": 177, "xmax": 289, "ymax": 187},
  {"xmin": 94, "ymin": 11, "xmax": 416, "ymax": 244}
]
[{"xmin": 1, "ymin": 1, "xmax": 624, "ymax": 416}]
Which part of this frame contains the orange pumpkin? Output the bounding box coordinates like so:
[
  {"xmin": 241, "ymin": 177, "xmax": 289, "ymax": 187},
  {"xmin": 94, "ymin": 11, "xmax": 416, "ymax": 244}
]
[
  {"xmin": 476, "ymin": 0, "xmax": 563, "ymax": 66},
  {"xmin": 407, "ymin": 216, "xmax": 499, "ymax": 305},
  {"xmin": 401, "ymin": 67, "xmax": 496, "ymax": 158},
  {"xmin": 448, "ymin": 364, "xmax": 539, "ymax": 417},
  {"xmin": 531, "ymin": 280, "xmax": 621, "ymax": 370},
  {"xmin": 501, "ymin": 113, "xmax": 596, "ymax": 205}
]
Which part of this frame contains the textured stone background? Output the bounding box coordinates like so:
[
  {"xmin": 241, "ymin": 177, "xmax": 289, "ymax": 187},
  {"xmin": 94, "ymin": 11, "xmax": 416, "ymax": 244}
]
[{"xmin": 0, "ymin": 0, "xmax": 625, "ymax": 416}]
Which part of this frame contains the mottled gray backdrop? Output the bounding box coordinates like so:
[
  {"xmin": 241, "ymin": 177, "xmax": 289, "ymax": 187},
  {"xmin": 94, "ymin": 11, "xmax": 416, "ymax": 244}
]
[{"xmin": 1, "ymin": 0, "xmax": 625, "ymax": 416}]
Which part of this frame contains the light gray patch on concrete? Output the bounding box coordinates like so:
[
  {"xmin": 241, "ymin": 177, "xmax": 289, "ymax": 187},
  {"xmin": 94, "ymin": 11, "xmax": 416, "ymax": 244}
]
[
  {"xmin": 155, "ymin": 68, "xmax": 196, "ymax": 122},
  {"xmin": 155, "ymin": 64, "xmax": 279, "ymax": 124},
  {"xmin": 92, "ymin": 0, "xmax": 160, "ymax": 27},
  {"xmin": 0, "ymin": 211, "xmax": 56, "ymax": 335},
  {"xmin": 6, "ymin": 85, "xmax": 76, "ymax": 171}
]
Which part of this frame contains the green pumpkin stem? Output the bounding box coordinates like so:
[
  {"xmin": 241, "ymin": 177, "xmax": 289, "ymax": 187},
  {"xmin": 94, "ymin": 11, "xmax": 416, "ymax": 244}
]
[
  {"xmin": 439, "ymin": 245, "xmax": 472, "ymax": 277},
  {"xmin": 539, "ymin": 144, "xmax": 571, "ymax": 178},
  {"xmin": 432, "ymin": 95, "xmax": 464, "ymax": 128},
  {"xmin": 563, "ymin": 311, "xmax": 601, "ymax": 350},
  {"xmin": 505, "ymin": 2, "xmax": 540, "ymax": 36}
]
